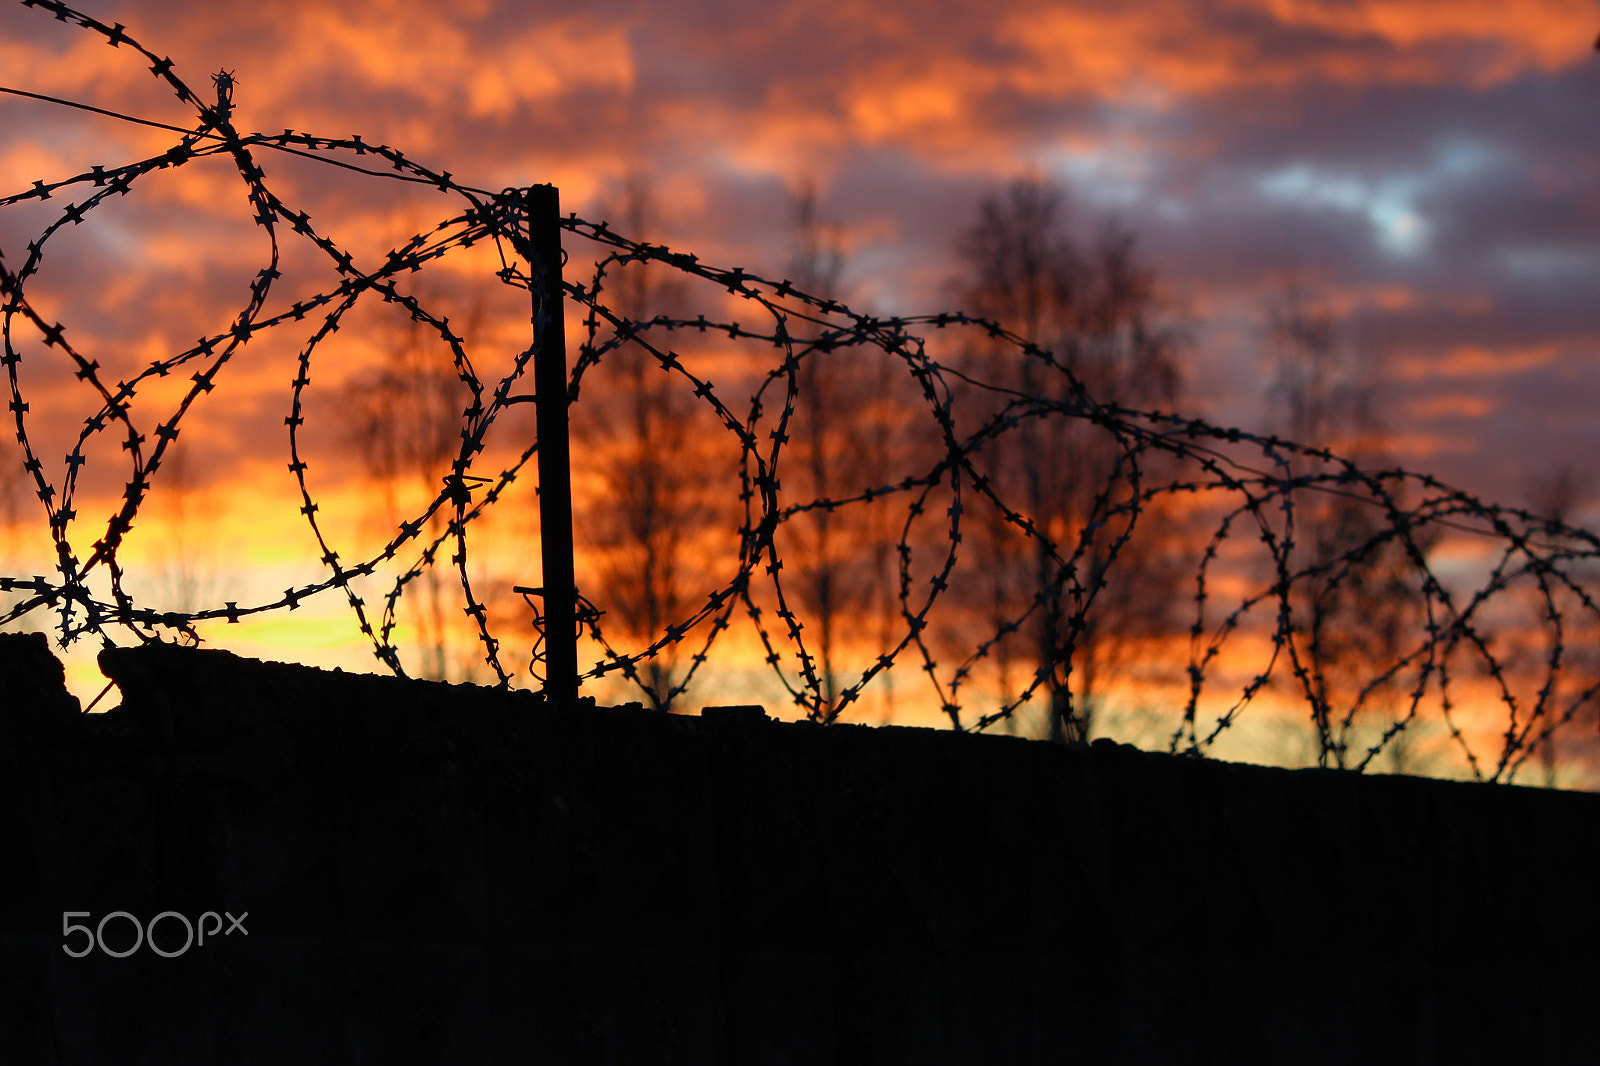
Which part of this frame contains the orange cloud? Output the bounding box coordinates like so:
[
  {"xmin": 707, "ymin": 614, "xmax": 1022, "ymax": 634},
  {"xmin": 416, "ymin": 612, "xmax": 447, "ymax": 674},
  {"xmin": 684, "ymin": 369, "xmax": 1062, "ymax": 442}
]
[
  {"xmin": 1393, "ymin": 342, "xmax": 1563, "ymax": 381},
  {"xmin": 999, "ymin": 0, "xmax": 1600, "ymax": 99},
  {"xmin": 1380, "ymin": 429, "xmax": 1480, "ymax": 460},
  {"xmin": 1402, "ymin": 392, "xmax": 1495, "ymax": 419},
  {"xmin": 277, "ymin": 5, "xmax": 635, "ymax": 122},
  {"xmin": 843, "ymin": 58, "xmax": 998, "ymax": 143},
  {"xmin": 1258, "ymin": 0, "xmax": 1594, "ymax": 72}
]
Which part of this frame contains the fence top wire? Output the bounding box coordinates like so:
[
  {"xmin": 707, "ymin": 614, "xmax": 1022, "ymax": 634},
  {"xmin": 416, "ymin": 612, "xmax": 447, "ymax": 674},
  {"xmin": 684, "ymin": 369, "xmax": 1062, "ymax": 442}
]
[{"xmin": 4, "ymin": 0, "xmax": 1600, "ymax": 783}]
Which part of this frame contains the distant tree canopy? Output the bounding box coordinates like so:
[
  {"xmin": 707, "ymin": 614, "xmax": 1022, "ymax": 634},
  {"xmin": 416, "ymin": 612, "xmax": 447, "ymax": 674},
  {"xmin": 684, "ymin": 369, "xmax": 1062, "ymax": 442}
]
[{"xmin": 947, "ymin": 175, "xmax": 1188, "ymax": 742}]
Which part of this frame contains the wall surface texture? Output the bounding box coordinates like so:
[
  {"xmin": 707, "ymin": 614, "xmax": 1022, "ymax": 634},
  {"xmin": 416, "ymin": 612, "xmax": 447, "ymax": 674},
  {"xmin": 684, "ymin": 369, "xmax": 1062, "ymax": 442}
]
[{"xmin": 0, "ymin": 630, "xmax": 1596, "ymax": 1064}]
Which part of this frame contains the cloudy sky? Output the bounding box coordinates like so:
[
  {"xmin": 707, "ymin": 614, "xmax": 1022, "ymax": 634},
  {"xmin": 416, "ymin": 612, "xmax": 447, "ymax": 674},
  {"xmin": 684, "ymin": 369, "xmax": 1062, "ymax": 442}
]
[
  {"xmin": 8, "ymin": 0, "xmax": 1597, "ymax": 495},
  {"xmin": 3, "ymin": 0, "xmax": 1600, "ymax": 729}
]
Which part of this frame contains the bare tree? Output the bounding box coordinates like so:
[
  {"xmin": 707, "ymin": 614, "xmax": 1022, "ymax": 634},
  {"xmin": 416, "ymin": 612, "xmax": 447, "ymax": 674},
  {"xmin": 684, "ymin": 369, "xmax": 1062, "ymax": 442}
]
[
  {"xmin": 949, "ymin": 175, "xmax": 1187, "ymax": 743},
  {"xmin": 782, "ymin": 184, "xmax": 851, "ymax": 712},
  {"xmin": 572, "ymin": 175, "xmax": 720, "ymax": 711},
  {"xmin": 1263, "ymin": 279, "xmax": 1435, "ymax": 771},
  {"xmin": 345, "ymin": 284, "xmax": 485, "ymax": 682},
  {"xmin": 774, "ymin": 181, "xmax": 913, "ymax": 719},
  {"xmin": 1517, "ymin": 465, "xmax": 1600, "ymax": 786}
]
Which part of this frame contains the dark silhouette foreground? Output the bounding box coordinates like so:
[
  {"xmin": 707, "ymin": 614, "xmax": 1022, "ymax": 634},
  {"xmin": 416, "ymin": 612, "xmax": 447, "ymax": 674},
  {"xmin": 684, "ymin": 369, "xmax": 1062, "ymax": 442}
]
[{"xmin": 0, "ymin": 631, "xmax": 1595, "ymax": 1063}]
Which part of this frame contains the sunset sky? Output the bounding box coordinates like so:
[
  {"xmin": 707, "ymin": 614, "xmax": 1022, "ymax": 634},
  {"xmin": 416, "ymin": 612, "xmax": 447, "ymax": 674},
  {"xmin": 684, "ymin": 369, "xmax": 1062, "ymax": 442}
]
[
  {"xmin": 4, "ymin": 0, "xmax": 1595, "ymax": 494},
  {"xmin": 3, "ymin": 0, "xmax": 1600, "ymax": 764}
]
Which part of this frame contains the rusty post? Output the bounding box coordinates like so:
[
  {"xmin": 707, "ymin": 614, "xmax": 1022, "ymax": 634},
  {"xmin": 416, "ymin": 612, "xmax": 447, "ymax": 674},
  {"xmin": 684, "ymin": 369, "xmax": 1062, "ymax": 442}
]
[{"xmin": 527, "ymin": 184, "xmax": 578, "ymax": 704}]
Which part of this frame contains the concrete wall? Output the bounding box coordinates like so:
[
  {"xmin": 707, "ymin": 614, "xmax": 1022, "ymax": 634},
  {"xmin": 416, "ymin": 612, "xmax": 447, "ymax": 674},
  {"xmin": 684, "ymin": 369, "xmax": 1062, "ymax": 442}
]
[{"xmin": 1, "ymin": 630, "xmax": 1595, "ymax": 1063}]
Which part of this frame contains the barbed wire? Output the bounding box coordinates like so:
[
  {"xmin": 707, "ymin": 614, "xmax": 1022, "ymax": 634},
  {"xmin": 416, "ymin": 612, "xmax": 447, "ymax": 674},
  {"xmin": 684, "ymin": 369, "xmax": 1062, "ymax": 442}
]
[{"xmin": 4, "ymin": 0, "xmax": 1599, "ymax": 783}]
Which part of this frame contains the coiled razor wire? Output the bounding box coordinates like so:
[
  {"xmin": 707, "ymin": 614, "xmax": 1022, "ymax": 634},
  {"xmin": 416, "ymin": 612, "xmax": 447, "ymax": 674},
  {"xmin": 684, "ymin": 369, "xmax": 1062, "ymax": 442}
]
[{"xmin": 4, "ymin": 0, "xmax": 1600, "ymax": 783}]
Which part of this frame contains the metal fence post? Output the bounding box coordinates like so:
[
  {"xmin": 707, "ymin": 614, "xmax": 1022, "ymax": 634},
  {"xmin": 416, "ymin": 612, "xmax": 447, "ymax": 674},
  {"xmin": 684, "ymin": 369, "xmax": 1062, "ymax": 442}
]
[{"xmin": 527, "ymin": 184, "xmax": 579, "ymax": 704}]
